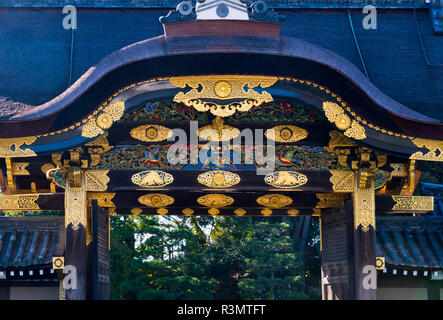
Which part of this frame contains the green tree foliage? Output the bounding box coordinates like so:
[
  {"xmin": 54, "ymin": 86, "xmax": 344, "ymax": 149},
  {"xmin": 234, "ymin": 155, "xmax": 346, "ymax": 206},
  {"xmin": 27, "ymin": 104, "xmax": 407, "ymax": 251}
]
[{"xmin": 110, "ymin": 215, "xmax": 317, "ymax": 300}]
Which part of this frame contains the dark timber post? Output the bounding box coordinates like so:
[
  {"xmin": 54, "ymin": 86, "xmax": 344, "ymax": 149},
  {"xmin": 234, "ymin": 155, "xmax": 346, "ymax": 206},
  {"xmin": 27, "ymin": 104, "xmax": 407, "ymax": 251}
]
[
  {"xmin": 91, "ymin": 200, "xmax": 111, "ymax": 300},
  {"xmin": 352, "ymin": 171, "xmax": 376, "ymax": 300},
  {"xmin": 65, "ymin": 168, "xmax": 88, "ymax": 300}
]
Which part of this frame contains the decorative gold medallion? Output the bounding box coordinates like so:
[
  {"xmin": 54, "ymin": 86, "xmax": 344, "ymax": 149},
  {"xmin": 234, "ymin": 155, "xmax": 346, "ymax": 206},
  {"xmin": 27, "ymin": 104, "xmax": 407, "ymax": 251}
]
[
  {"xmin": 171, "ymin": 75, "xmax": 278, "ymax": 117},
  {"xmin": 261, "ymin": 208, "xmax": 273, "ymax": 216},
  {"xmin": 265, "ymin": 125, "xmax": 308, "ymax": 143},
  {"xmin": 208, "ymin": 208, "xmax": 220, "ymax": 216},
  {"xmin": 322, "ymin": 102, "xmax": 366, "ymax": 140},
  {"xmin": 138, "ymin": 194, "xmax": 175, "ymax": 207},
  {"xmin": 82, "ymin": 102, "xmax": 125, "ymax": 138},
  {"xmin": 264, "ymin": 171, "xmax": 308, "ymax": 189},
  {"xmin": 131, "ymin": 170, "xmax": 174, "ymax": 188},
  {"xmin": 234, "ymin": 208, "xmax": 246, "ymax": 216},
  {"xmin": 130, "ymin": 125, "xmax": 173, "ymax": 143},
  {"xmin": 157, "ymin": 208, "xmax": 169, "ymax": 215},
  {"xmin": 257, "ymin": 194, "xmax": 293, "ymax": 208},
  {"xmin": 376, "ymin": 257, "xmax": 386, "ymax": 270},
  {"xmin": 197, "ymin": 170, "xmax": 240, "ymax": 188},
  {"xmin": 182, "ymin": 208, "xmax": 194, "ymax": 216},
  {"xmin": 287, "ymin": 209, "xmax": 299, "ymax": 216},
  {"xmin": 197, "ymin": 194, "xmax": 234, "ymax": 208},
  {"xmin": 131, "ymin": 208, "xmax": 143, "ymax": 215}
]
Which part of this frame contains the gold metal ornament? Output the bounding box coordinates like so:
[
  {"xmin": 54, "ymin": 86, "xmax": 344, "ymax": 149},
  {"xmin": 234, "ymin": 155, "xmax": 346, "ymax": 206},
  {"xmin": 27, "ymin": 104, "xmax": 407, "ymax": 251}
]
[
  {"xmin": 315, "ymin": 193, "xmax": 347, "ymax": 209},
  {"xmin": 0, "ymin": 137, "xmax": 37, "ymax": 157},
  {"xmin": 197, "ymin": 170, "xmax": 240, "ymax": 188},
  {"xmin": 208, "ymin": 208, "xmax": 220, "ymax": 216},
  {"xmin": 197, "ymin": 117, "xmax": 240, "ymax": 142},
  {"xmin": 130, "ymin": 125, "xmax": 173, "ymax": 143},
  {"xmin": 322, "ymin": 102, "xmax": 366, "ymax": 140},
  {"xmin": 131, "ymin": 170, "xmax": 174, "ymax": 188},
  {"xmin": 85, "ymin": 170, "xmax": 110, "ymax": 191},
  {"xmin": 81, "ymin": 102, "xmax": 125, "ymax": 138},
  {"xmin": 182, "ymin": 208, "xmax": 194, "ymax": 216},
  {"xmin": 265, "ymin": 125, "xmax": 308, "ymax": 143},
  {"xmin": 257, "ymin": 194, "xmax": 293, "ymax": 208},
  {"xmin": 0, "ymin": 194, "xmax": 40, "ymax": 211},
  {"xmin": 87, "ymin": 193, "xmax": 116, "ymax": 208},
  {"xmin": 410, "ymin": 138, "xmax": 443, "ymax": 162},
  {"xmin": 65, "ymin": 173, "xmax": 87, "ymax": 231},
  {"xmin": 138, "ymin": 193, "xmax": 175, "ymax": 207},
  {"xmin": 329, "ymin": 170, "xmax": 354, "ymax": 192},
  {"xmin": 261, "ymin": 208, "xmax": 273, "ymax": 216},
  {"xmin": 391, "ymin": 196, "xmax": 434, "ymax": 211},
  {"xmin": 264, "ymin": 171, "xmax": 308, "ymax": 189},
  {"xmin": 131, "ymin": 208, "xmax": 143, "ymax": 215},
  {"xmin": 157, "ymin": 208, "xmax": 169, "ymax": 215},
  {"xmin": 287, "ymin": 209, "xmax": 299, "ymax": 216},
  {"xmin": 41, "ymin": 163, "xmax": 56, "ymax": 175},
  {"xmin": 390, "ymin": 163, "xmax": 408, "ymax": 177},
  {"xmin": 171, "ymin": 75, "xmax": 278, "ymax": 117},
  {"xmin": 234, "ymin": 208, "xmax": 246, "ymax": 216},
  {"xmin": 352, "ymin": 173, "xmax": 375, "ymax": 232},
  {"xmin": 11, "ymin": 162, "xmax": 30, "ymax": 175},
  {"xmin": 197, "ymin": 194, "xmax": 234, "ymax": 208}
]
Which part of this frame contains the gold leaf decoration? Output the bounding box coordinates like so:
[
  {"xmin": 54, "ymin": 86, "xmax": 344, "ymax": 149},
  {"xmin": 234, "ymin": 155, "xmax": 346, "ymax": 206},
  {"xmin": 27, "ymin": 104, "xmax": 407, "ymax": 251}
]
[
  {"xmin": 85, "ymin": 170, "xmax": 110, "ymax": 191},
  {"xmin": 0, "ymin": 194, "xmax": 40, "ymax": 211},
  {"xmin": 138, "ymin": 194, "xmax": 175, "ymax": 208},
  {"xmin": 130, "ymin": 125, "xmax": 173, "ymax": 143},
  {"xmin": 87, "ymin": 193, "xmax": 116, "ymax": 208},
  {"xmin": 197, "ymin": 170, "xmax": 240, "ymax": 188},
  {"xmin": 316, "ymin": 193, "xmax": 347, "ymax": 209},
  {"xmin": 41, "ymin": 163, "xmax": 56, "ymax": 175},
  {"xmin": 234, "ymin": 208, "xmax": 246, "ymax": 216},
  {"xmin": 197, "ymin": 117, "xmax": 240, "ymax": 142},
  {"xmin": 265, "ymin": 125, "xmax": 308, "ymax": 143},
  {"xmin": 81, "ymin": 102, "xmax": 125, "ymax": 138},
  {"xmin": 257, "ymin": 194, "xmax": 293, "ymax": 208},
  {"xmin": 131, "ymin": 170, "xmax": 174, "ymax": 188},
  {"xmin": 171, "ymin": 75, "xmax": 278, "ymax": 117},
  {"xmin": 197, "ymin": 194, "xmax": 234, "ymax": 208},
  {"xmin": 11, "ymin": 162, "xmax": 30, "ymax": 176},
  {"xmin": 322, "ymin": 102, "xmax": 366, "ymax": 140},
  {"xmin": 208, "ymin": 208, "xmax": 220, "ymax": 216},
  {"xmin": 264, "ymin": 171, "xmax": 308, "ymax": 189},
  {"xmin": 287, "ymin": 209, "xmax": 299, "ymax": 216},
  {"xmin": 182, "ymin": 208, "xmax": 194, "ymax": 216},
  {"xmin": 410, "ymin": 138, "xmax": 443, "ymax": 162},
  {"xmin": 0, "ymin": 137, "xmax": 37, "ymax": 157},
  {"xmin": 261, "ymin": 208, "xmax": 273, "ymax": 216},
  {"xmin": 329, "ymin": 170, "xmax": 354, "ymax": 192},
  {"xmin": 157, "ymin": 208, "xmax": 169, "ymax": 215},
  {"xmin": 392, "ymin": 196, "xmax": 434, "ymax": 211},
  {"xmin": 131, "ymin": 208, "xmax": 142, "ymax": 215}
]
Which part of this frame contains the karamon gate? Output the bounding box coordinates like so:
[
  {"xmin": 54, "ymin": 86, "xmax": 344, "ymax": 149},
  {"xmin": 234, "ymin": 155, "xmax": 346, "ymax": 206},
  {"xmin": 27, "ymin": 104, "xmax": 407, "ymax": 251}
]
[{"xmin": 0, "ymin": 4, "xmax": 441, "ymax": 300}]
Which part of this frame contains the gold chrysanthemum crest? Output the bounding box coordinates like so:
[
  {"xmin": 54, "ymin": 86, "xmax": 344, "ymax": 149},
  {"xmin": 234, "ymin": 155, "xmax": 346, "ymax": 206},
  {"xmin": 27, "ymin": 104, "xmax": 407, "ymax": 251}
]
[{"xmin": 197, "ymin": 170, "xmax": 240, "ymax": 188}]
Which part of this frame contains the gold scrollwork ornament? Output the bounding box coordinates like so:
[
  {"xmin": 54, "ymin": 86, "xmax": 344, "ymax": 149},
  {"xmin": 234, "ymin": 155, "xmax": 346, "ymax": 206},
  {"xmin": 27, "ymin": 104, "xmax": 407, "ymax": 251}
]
[
  {"xmin": 197, "ymin": 194, "xmax": 234, "ymax": 208},
  {"xmin": 138, "ymin": 194, "xmax": 175, "ymax": 207},
  {"xmin": 130, "ymin": 125, "xmax": 173, "ymax": 143},
  {"xmin": 265, "ymin": 125, "xmax": 308, "ymax": 143}
]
